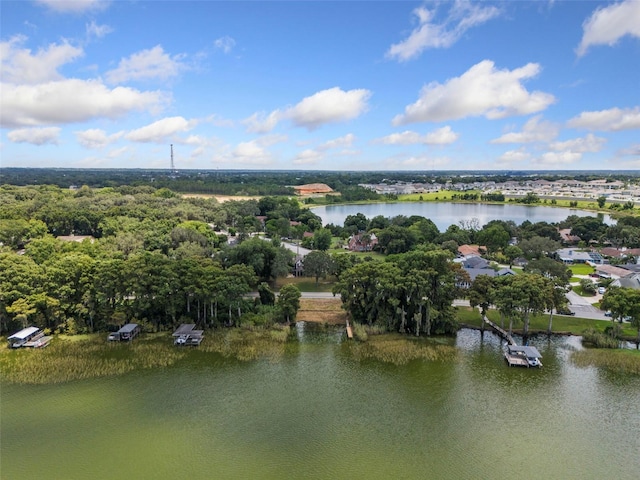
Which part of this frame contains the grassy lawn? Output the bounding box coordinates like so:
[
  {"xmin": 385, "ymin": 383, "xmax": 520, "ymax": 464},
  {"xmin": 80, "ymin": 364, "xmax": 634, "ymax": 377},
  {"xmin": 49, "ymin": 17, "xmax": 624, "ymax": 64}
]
[
  {"xmin": 569, "ymin": 264, "xmax": 595, "ymax": 275},
  {"xmin": 572, "ymin": 285, "xmax": 598, "ymax": 297},
  {"xmin": 399, "ymin": 190, "xmax": 465, "ymax": 202},
  {"xmin": 275, "ymin": 276, "xmax": 336, "ymax": 292},
  {"xmin": 456, "ymin": 307, "xmax": 637, "ymax": 338}
]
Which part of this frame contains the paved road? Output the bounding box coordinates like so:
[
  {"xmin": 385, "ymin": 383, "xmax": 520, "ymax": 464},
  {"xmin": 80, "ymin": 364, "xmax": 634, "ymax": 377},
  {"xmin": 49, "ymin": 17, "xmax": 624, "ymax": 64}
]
[{"xmin": 280, "ymin": 241, "xmax": 312, "ymax": 257}]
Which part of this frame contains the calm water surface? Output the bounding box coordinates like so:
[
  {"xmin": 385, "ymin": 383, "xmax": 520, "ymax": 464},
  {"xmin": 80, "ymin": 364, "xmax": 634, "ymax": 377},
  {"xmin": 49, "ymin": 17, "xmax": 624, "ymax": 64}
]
[
  {"xmin": 312, "ymin": 202, "xmax": 612, "ymax": 230},
  {"xmin": 2, "ymin": 327, "xmax": 638, "ymax": 480}
]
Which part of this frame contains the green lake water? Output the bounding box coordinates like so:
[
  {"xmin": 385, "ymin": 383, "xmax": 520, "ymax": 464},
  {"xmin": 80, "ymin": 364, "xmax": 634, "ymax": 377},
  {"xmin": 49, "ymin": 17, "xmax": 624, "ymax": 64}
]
[{"xmin": 2, "ymin": 326, "xmax": 639, "ymax": 480}]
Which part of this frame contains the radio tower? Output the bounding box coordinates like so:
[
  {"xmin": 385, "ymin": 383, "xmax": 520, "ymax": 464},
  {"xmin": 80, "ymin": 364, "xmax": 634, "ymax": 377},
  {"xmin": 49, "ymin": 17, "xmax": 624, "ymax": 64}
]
[{"xmin": 170, "ymin": 144, "xmax": 176, "ymax": 174}]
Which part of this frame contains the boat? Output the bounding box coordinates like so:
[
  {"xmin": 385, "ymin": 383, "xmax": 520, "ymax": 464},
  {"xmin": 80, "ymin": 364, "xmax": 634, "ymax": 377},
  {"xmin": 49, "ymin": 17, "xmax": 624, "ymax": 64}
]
[{"xmin": 504, "ymin": 345, "xmax": 543, "ymax": 368}]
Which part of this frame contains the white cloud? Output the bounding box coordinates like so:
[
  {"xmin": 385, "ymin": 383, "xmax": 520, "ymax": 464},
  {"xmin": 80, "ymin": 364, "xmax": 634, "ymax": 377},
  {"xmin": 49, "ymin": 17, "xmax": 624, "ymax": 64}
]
[
  {"xmin": 286, "ymin": 87, "xmax": 371, "ymax": 130},
  {"xmin": 498, "ymin": 147, "xmax": 531, "ymax": 164},
  {"xmin": 387, "ymin": 1, "xmax": 501, "ymax": 61},
  {"xmin": 535, "ymin": 151, "xmax": 582, "ymax": 165},
  {"xmin": 35, "ymin": 0, "xmax": 109, "ymax": 14},
  {"xmin": 376, "ymin": 126, "xmax": 459, "ymax": 145},
  {"xmin": 230, "ymin": 140, "xmax": 273, "ymax": 165},
  {"xmin": 567, "ymin": 107, "xmax": 640, "ymax": 131},
  {"xmin": 1, "ymin": 79, "xmax": 167, "ymax": 128},
  {"xmin": 75, "ymin": 128, "xmax": 123, "ymax": 149},
  {"xmin": 86, "ymin": 20, "xmax": 113, "ymax": 39},
  {"xmin": 549, "ymin": 133, "xmax": 606, "ymax": 153},
  {"xmin": 106, "ymin": 45, "xmax": 186, "ymax": 84},
  {"xmin": 617, "ymin": 143, "xmax": 640, "ymax": 156},
  {"xmin": 1, "ymin": 36, "xmax": 84, "ymax": 84},
  {"xmin": 214, "ymin": 36, "xmax": 236, "ymax": 54},
  {"xmin": 242, "ymin": 110, "xmax": 282, "ymax": 133},
  {"xmin": 293, "ymin": 149, "xmax": 324, "ymax": 165},
  {"xmin": 491, "ymin": 115, "xmax": 559, "ymax": 144},
  {"xmin": 7, "ymin": 127, "xmax": 61, "ymax": 145},
  {"xmin": 393, "ymin": 60, "xmax": 554, "ymax": 124},
  {"xmin": 125, "ymin": 116, "xmax": 197, "ymax": 143},
  {"xmin": 318, "ymin": 133, "xmax": 355, "ymax": 150},
  {"xmin": 243, "ymin": 88, "xmax": 370, "ymax": 133},
  {"xmin": 576, "ymin": 0, "xmax": 640, "ymax": 56}
]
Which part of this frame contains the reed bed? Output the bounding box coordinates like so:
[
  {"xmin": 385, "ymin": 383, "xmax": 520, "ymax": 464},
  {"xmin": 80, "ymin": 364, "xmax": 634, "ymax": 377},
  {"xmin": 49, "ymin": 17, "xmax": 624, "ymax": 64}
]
[
  {"xmin": 199, "ymin": 325, "xmax": 291, "ymax": 362},
  {"xmin": 0, "ymin": 336, "xmax": 188, "ymax": 385},
  {"xmin": 347, "ymin": 334, "xmax": 459, "ymax": 366},
  {"xmin": 571, "ymin": 349, "xmax": 640, "ymax": 375}
]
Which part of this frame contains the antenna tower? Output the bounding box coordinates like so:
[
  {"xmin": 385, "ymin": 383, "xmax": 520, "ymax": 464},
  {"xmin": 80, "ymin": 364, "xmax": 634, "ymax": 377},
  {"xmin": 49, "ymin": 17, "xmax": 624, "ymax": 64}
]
[{"xmin": 170, "ymin": 144, "xmax": 175, "ymax": 173}]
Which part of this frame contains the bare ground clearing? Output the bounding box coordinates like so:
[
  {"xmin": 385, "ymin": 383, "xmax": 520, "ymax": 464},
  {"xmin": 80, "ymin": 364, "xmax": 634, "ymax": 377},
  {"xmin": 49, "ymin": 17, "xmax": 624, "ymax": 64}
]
[{"xmin": 297, "ymin": 298, "xmax": 346, "ymax": 324}]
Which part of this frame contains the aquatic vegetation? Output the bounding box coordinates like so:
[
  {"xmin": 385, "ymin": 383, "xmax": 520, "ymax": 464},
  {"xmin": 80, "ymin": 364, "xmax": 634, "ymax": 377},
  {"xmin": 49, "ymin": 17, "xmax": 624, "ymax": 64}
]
[
  {"xmin": 199, "ymin": 325, "xmax": 291, "ymax": 361},
  {"xmin": 347, "ymin": 334, "xmax": 458, "ymax": 366},
  {"xmin": 0, "ymin": 335, "xmax": 188, "ymax": 385},
  {"xmin": 571, "ymin": 348, "xmax": 640, "ymax": 375}
]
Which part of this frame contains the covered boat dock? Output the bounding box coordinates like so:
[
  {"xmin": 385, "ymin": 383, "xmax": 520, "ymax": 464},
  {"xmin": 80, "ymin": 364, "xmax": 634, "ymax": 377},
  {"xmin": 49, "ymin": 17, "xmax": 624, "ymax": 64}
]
[
  {"xmin": 172, "ymin": 324, "xmax": 204, "ymax": 346},
  {"xmin": 505, "ymin": 345, "xmax": 543, "ymax": 368}
]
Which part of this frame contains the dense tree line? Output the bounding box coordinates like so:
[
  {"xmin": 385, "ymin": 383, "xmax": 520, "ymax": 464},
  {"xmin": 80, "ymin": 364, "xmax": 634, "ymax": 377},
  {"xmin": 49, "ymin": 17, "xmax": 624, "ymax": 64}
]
[{"xmin": 0, "ymin": 185, "xmax": 307, "ymax": 334}]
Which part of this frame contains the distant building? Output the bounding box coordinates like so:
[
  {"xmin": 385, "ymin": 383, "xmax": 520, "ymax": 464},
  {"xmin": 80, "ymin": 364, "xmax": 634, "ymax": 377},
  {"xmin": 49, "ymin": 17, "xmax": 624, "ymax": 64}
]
[
  {"xmin": 292, "ymin": 183, "xmax": 334, "ymax": 195},
  {"xmin": 555, "ymin": 248, "xmax": 604, "ymax": 265},
  {"xmin": 347, "ymin": 232, "xmax": 378, "ymax": 252}
]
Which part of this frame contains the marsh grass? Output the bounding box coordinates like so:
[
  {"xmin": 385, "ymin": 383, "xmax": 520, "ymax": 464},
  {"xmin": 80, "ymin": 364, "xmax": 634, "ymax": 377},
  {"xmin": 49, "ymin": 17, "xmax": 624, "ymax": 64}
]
[
  {"xmin": 199, "ymin": 325, "xmax": 291, "ymax": 362},
  {"xmin": 0, "ymin": 335, "xmax": 188, "ymax": 385},
  {"xmin": 347, "ymin": 334, "xmax": 458, "ymax": 366},
  {"xmin": 571, "ymin": 349, "xmax": 640, "ymax": 375}
]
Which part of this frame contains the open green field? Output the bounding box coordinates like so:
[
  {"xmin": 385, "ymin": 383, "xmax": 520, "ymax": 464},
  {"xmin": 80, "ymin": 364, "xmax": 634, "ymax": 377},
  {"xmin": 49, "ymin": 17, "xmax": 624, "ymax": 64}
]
[{"xmin": 399, "ymin": 190, "xmax": 462, "ymax": 202}]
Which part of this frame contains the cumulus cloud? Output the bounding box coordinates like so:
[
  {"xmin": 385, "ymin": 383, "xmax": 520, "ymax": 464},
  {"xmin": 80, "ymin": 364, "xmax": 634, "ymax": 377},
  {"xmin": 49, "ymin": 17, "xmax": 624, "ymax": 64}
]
[
  {"xmin": 394, "ymin": 155, "xmax": 451, "ymax": 169},
  {"xmin": 393, "ymin": 60, "xmax": 554, "ymax": 124},
  {"xmin": 125, "ymin": 116, "xmax": 198, "ymax": 143},
  {"xmin": 491, "ymin": 115, "xmax": 559, "ymax": 144},
  {"xmin": 75, "ymin": 128, "xmax": 123, "ymax": 149},
  {"xmin": 1, "ymin": 36, "xmax": 84, "ymax": 84},
  {"xmin": 106, "ymin": 45, "xmax": 186, "ymax": 84},
  {"xmin": 214, "ymin": 36, "xmax": 236, "ymax": 54},
  {"xmin": 549, "ymin": 133, "xmax": 606, "ymax": 153},
  {"xmin": 0, "ymin": 37, "xmax": 169, "ymax": 128},
  {"xmin": 567, "ymin": 107, "xmax": 640, "ymax": 131},
  {"xmin": 377, "ymin": 126, "xmax": 459, "ymax": 145},
  {"xmin": 243, "ymin": 87, "xmax": 370, "ymax": 133},
  {"xmin": 387, "ymin": 1, "xmax": 501, "ymax": 61},
  {"xmin": 498, "ymin": 147, "xmax": 531, "ymax": 164},
  {"xmin": 35, "ymin": 0, "xmax": 109, "ymax": 14},
  {"xmin": 2, "ymin": 80, "xmax": 167, "ymax": 128},
  {"xmin": 576, "ymin": 0, "xmax": 640, "ymax": 57},
  {"xmin": 287, "ymin": 87, "xmax": 371, "ymax": 130},
  {"xmin": 293, "ymin": 149, "xmax": 324, "ymax": 165},
  {"xmin": 7, "ymin": 127, "xmax": 61, "ymax": 145},
  {"xmin": 230, "ymin": 140, "xmax": 273, "ymax": 165},
  {"xmin": 535, "ymin": 151, "xmax": 582, "ymax": 166},
  {"xmin": 318, "ymin": 133, "xmax": 356, "ymax": 151},
  {"xmin": 242, "ymin": 110, "xmax": 282, "ymax": 134}
]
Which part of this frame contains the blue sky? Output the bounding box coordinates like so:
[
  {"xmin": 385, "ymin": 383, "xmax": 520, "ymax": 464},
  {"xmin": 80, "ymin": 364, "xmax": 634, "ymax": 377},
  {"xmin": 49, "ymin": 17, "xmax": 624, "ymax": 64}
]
[{"xmin": 1, "ymin": 0, "xmax": 639, "ymax": 171}]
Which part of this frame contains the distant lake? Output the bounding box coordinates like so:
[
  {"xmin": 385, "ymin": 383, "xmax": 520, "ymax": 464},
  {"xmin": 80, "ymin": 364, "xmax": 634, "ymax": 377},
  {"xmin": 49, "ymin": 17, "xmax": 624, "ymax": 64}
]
[{"xmin": 312, "ymin": 202, "xmax": 613, "ymax": 230}]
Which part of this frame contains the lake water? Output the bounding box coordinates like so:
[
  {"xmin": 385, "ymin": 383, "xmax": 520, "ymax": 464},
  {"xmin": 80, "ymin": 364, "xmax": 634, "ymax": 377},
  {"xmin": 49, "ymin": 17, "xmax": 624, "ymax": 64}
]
[
  {"xmin": 2, "ymin": 326, "xmax": 639, "ymax": 480},
  {"xmin": 312, "ymin": 202, "xmax": 612, "ymax": 231}
]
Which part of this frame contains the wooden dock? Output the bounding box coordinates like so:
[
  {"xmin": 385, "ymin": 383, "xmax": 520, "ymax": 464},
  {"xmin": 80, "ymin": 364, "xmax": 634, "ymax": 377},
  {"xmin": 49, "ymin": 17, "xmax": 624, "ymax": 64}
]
[
  {"xmin": 483, "ymin": 316, "xmax": 516, "ymax": 345},
  {"xmin": 345, "ymin": 319, "xmax": 353, "ymax": 339}
]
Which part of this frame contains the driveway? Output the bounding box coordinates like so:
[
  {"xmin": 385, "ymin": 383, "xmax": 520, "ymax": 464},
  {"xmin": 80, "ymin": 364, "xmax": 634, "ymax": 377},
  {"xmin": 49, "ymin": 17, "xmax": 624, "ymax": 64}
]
[{"xmin": 566, "ymin": 290, "xmax": 609, "ymax": 320}]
